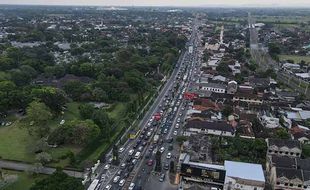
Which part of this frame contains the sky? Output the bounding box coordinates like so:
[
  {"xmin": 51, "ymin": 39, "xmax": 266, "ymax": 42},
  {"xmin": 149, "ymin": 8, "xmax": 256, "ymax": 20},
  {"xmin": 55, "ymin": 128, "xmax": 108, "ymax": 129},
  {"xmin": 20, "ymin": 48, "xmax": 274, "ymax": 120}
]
[{"xmin": 1, "ymin": 0, "xmax": 310, "ymax": 7}]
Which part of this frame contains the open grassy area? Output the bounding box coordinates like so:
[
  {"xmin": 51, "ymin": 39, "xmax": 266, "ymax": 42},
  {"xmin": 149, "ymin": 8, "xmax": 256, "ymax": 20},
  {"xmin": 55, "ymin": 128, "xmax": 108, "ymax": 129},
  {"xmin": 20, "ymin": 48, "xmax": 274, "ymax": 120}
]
[
  {"xmin": 279, "ymin": 54, "xmax": 310, "ymax": 64},
  {"xmin": 2, "ymin": 170, "xmax": 46, "ymax": 190},
  {"xmin": 254, "ymin": 16, "xmax": 310, "ymax": 23},
  {"xmin": 106, "ymin": 103, "xmax": 126, "ymax": 119},
  {"xmin": 0, "ymin": 102, "xmax": 82, "ymax": 166},
  {"xmin": 0, "ymin": 101, "xmax": 128, "ymax": 168}
]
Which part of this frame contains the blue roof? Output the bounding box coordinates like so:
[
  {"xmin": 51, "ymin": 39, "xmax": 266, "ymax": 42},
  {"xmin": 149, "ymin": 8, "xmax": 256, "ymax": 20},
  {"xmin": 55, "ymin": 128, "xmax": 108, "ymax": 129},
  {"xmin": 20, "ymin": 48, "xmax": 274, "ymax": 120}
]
[{"xmin": 224, "ymin": 161, "xmax": 265, "ymax": 182}]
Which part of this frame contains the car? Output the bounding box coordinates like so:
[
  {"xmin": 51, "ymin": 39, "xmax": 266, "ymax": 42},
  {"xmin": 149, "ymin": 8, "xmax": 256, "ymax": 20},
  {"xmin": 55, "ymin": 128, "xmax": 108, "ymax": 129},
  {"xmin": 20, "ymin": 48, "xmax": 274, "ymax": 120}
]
[
  {"xmin": 166, "ymin": 152, "xmax": 172, "ymax": 159},
  {"xmin": 104, "ymin": 164, "xmax": 110, "ymax": 170},
  {"xmin": 138, "ymin": 146, "xmax": 144, "ymax": 152},
  {"xmin": 107, "ymin": 157, "xmax": 113, "ymax": 164},
  {"xmin": 113, "ymin": 176, "xmax": 120, "ymax": 183},
  {"xmin": 124, "ymin": 172, "xmax": 130, "ymax": 178},
  {"xmin": 163, "ymin": 129, "xmax": 168, "ymax": 134},
  {"xmin": 118, "ymin": 147, "xmax": 125, "ymax": 153},
  {"xmin": 128, "ymin": 149, "xmax": 134, "ymax": 156},
  {"xmin": 159, "ymin": 173, "xmax": 165, "ymax": 182},
  {"xmin": 164, "ymin": 163, "xmax": 169, "ymax": 170},
  {"xmin": 147, "ymin": 159, "xmax": 154, "ymax": 166},
  {"xmin": 173, "ymin": 130, "xmax": 178, "ymax": 136},
  {"xmin": 167, "ymin": 138, "xmax": 173, "ymax": 143},
  {"xmin": 175, "ymin": 123, "xmax": 180, "ymax": 129},
  {"xmin": 153, "ymin": 148, "xmax": 158, "ymax": 154},
  {"xmin": 132, "ymin": 159, "xmax": 137, "ymax": 165},
  {"xmin": 119, "ymin": 179, "xmax": 126, "ymax": 187},
  {"xmin": 120, "ymin": 163, "xmax": 126, "ymax": 169},
  {"xmin": 142, "ymin": 141, "xmax": 147, "ymax": 146},
  {"xmin": 117, "ymin": 170, "xmax": 123, "ymax": 176},
  {"xmin": 168, "ymin": 145, "xmax": 173, "ymax": 151},
  {"xmin": 105, "ymin": 184, "xmax": 112, "ymax": 190},
  {"xmin": 160, "ymin": 147, "xmax": 165, "ymax": 153},
  {"xmin": 177, "ymin": 118, "xmax": 181, "ymax": 123},
  {"xmin": 128, "ymin": 183, "xmax": 135, "ymax": 190}
]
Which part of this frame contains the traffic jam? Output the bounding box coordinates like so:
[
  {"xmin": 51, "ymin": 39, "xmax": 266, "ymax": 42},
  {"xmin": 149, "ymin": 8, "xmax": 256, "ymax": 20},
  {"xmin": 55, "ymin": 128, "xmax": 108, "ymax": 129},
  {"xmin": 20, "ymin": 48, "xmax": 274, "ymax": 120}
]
[{"xmin": 92, "ymin": 22, "xmax": 201, "ymax": 190}]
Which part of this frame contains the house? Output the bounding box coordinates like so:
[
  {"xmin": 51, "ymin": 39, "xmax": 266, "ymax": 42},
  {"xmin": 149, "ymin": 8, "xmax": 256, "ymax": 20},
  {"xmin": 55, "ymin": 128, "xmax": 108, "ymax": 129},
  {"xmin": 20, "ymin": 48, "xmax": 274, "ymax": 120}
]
[
  {"xmin": 259, "ymin": 115, "xmax": 280, "ymax": 129},
  {"xmin": 198, "ymin": 83, "xmax": 227, "ymax": 94},
  {"xmin": 228, "ymin": 62, "xmax": 241, "ymax": 76},
  {"xmin": 293, "ymin": 132, "xmax": 310, "ymax": 144},
  {"xmin": 267, "ymin": 155, "xmax": 310, "ymax": 190},
  {"xmin": 227, "ymin": 81, "xmax": 238, "ymax": 94},
  {"xmin": 266, "ymin": 138, "xmax": 302, "ymax": 158},
  {"xmin": 184, "ymin": 120, "xmax": 235, "ymax": 137},
  {"xmin": 224, "ymin": 161, "xmax": 265, "ymax": 190},
  {"xmin": 233, "ymin": 92, "xmax": 263, "ymax": 105},
  {"xmin": 282, "ymin": 63, "xmax": 300, "ymax": 71},
  {"xmin": 277, "ymin": 91, "xmax": 299, "ymax": 102},
  {"xmin": 286, "ymin": 110, "xmax": 310, "ymax": 122}
]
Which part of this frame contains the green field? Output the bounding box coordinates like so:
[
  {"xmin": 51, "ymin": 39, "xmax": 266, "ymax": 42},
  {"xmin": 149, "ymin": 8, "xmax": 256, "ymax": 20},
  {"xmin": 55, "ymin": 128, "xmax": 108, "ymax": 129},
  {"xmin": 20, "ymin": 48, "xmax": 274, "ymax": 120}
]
[
  {"xmin": 2, "ymin": 170, "xmax": 46, "ymax": 190},
  {"xmin": 254, "ymin": 16, "xmax": 310, "ymax": 23},
  {"xmin": 279, "ymin": 55, "xmax": 310, "ymax": 64}
]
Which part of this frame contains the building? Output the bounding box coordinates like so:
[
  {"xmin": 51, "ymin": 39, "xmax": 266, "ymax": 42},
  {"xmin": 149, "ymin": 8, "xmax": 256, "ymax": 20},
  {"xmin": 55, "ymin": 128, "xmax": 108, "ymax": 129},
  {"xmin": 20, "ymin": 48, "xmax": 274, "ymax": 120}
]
[
  {"xmin": 259, "ymin": 115, "xmax": 280, "ymax": 129},
  {"xmin": 266, "ymin": 138, "xmax": 302, "ymax": 158},
  {"xmin": 184, "ymin": 120, "xmax": 235, "ymax": 137},
  {"xmin": 267, "ymin": 155, "xmax": 310, "ymax": 190},
  {"xmin": 233, "ymin": 93, "xmax": 263, "ymax": 105},
  {"xmin": 180, "ymin": 153, "xmax": 226, "ymax": 190},
  {"xmin": 198, "ymin": 83, "xmax": 227, "ymax": 94},
  {"xmin": 224, "ymin": 161, "xmax": 265, "ymax": 190}
]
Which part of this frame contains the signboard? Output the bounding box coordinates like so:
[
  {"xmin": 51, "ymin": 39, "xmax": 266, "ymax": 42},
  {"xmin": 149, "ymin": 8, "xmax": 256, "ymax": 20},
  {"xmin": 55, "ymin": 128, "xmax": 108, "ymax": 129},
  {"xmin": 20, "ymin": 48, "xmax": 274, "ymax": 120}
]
[{"xmin": 180, "ymin": 163, "xmax": 226, "ymax": 185}]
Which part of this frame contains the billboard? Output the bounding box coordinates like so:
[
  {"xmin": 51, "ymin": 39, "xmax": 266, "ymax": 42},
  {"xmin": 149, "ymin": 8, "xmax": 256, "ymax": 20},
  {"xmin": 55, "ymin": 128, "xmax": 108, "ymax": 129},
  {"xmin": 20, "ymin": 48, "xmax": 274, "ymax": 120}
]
[{"xmin": 180, "ymin": 163, "xmax": 226, "ymax": 185}]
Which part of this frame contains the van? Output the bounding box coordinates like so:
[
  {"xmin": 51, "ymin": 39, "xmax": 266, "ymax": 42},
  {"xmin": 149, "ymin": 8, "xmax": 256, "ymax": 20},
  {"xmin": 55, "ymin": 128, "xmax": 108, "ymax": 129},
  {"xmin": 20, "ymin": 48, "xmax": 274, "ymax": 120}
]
[{"xmin": 134, "ymin": 151, "xmax": 141, "ymax": 159}]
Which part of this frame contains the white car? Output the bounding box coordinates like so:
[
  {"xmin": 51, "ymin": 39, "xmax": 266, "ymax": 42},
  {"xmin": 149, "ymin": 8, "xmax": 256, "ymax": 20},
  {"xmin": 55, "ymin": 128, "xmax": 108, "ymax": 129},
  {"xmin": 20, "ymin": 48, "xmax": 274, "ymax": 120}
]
[
  {"xmin": 119, "ymin": 179, "xmax": 125, "ymax": 187},
  {"xmin": 128, "ymin": 149, "xmax": 134, "ymax": 156},
  {"xmin": 113, "ymin": 176, "xmax": 120, "ymax": 183},
  {"xmin": 104, "ymin": 164, "xmax": 110, "ymax": 170},
  {"xmin": 166, "ymin": 152, "xmax": 172, "ymax": 159},
  {"xmin": 105, "ymin": 184, "xmax": 112, "ymax": 190},
  {"xmin": 128, "ymin": 182, "xmax": 135, "ymax": 190},
  {"xmin": 118, "ymin": 147, "xmax": 125, "ymax": 153},
  {"xmin": 175, "ymin": 123, "xmax": 180, "ymax": 129},
  {"xmin": 160, "ymin": 147, "xmax": 165, "ymax": 153},
  {"xmin": 173, "ymin": 130, "xmax": 178, "ymax": 136}
]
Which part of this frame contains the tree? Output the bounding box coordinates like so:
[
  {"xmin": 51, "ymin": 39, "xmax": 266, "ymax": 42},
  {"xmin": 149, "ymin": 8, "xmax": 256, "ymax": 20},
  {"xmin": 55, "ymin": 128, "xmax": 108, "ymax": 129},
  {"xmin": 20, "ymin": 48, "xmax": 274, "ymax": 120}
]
[
  {"xmin": 222, "ymin": 105, "xmax": 233, "ymax": 118},
  {"xmin": 30, "ymin": 169, "xmax": 84, "ymax": 190},
  {"xmin": 24, "ymin": 101, "xmax": 53, "ymax": 137},
  {"xmin": 31, "ymin": 87, "xmax": 67, "ymax": 113},
  {"xmin": 275, "ymin": 128, "xmax": 290, "ymax": 139},
  {"xmin": 112, "ymin": 145, "xmax": 120, "ymax": 165},
  {"xmin": 79, "ymin": 104, "xmax": 95, "ymax": 120},
  {"xmin": 48, "ymin": 119, "xmax": 100, "ymax": 146},
  {"xmin": 92, "ymin": 109, "xmax": 111, "ymax": 135},
  {"xmin": 63, "ymin": 81, "xmax": 88, "ymax": 101},
  {"xmin": 35, "ymin": 152, "xmax": 52, "ymax": 165},
  {"xmin": 176, "ymin": 136, "xmax": 187, "ymax": 146}
]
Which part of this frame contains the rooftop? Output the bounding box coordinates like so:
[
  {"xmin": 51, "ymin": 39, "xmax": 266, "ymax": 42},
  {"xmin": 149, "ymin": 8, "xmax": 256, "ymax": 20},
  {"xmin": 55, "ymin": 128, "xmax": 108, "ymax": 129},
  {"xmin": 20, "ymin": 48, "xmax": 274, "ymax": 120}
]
[{"xmin": 224, "ymin": 161, "xmax": 265, "ymax": 182}]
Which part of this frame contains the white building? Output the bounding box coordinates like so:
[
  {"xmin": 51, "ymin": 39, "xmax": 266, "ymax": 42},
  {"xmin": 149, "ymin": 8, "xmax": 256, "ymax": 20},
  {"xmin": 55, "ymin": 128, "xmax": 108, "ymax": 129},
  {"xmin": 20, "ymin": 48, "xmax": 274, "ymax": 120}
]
[
  {"xmin": 259, "ymin": 115, "xmax": 280, "ymax": 129},
  {"xmin": 224, "ymin": 161, "xmax": 265, "ymax": 190}
]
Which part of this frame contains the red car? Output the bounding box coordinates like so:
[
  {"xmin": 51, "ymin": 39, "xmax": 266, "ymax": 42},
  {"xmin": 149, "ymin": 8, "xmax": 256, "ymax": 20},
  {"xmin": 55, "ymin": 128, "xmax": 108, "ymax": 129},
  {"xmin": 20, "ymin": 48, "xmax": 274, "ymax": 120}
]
[{"xmin": 147, "ymin": 159, "xmax": 153, "ymax": 166}]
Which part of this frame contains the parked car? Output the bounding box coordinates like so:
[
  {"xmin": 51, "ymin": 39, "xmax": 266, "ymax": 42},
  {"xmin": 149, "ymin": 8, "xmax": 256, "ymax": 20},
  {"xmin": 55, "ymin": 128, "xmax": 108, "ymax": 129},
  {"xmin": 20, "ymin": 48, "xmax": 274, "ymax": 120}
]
[{"xmin": 104, "ymin": 164, "xmax": 110, "ymax": 170}]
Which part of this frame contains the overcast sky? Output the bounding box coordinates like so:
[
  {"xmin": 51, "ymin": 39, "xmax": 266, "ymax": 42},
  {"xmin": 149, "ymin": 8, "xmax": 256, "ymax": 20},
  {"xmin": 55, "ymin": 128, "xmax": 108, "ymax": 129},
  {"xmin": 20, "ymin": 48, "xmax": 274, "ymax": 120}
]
[{"xmin": 1, "ymin": 0, "xmax": 310, "ymax": 7}]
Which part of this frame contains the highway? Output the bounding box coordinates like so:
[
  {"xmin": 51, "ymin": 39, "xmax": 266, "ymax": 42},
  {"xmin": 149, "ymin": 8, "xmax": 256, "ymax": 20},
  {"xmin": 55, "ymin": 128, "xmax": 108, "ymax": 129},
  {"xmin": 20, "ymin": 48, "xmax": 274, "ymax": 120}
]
[{"xmin": 90, "ymin": 17, "xmax": 201, "ymax": 190}]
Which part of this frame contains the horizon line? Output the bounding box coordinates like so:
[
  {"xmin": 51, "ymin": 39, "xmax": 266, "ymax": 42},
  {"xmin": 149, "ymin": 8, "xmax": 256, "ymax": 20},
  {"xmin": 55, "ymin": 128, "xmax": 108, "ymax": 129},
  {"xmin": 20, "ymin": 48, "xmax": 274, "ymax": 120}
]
[{"xmin": 1, "ymin": 3, "xmax": 310, "ymax": 8}]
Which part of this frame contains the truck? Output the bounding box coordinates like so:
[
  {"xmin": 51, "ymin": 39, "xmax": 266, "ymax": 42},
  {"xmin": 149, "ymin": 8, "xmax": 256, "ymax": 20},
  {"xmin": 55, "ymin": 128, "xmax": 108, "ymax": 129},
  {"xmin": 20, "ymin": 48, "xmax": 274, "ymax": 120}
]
[{"xmin": 153, "ymin": 134, "xmax": 159, "ymax": 144}]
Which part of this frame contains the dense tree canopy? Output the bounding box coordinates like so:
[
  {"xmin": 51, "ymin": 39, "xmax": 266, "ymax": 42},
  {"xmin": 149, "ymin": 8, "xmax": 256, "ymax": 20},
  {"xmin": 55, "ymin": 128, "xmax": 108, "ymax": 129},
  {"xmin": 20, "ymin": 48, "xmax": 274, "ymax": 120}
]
[{"xmin": 30, "ymin": 169, "xmax": 84, "ymax": 190}]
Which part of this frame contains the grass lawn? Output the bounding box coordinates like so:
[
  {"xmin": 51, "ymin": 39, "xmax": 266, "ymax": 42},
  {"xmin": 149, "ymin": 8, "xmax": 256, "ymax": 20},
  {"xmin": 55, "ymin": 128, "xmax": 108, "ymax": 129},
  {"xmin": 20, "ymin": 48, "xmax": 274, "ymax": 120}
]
[
  {"xmin": 2, "ymin": 170, "xmax": 46, "ymax": 190},
  {"xmin": 279, "ymin": 55, "xmax": 310, "ymax": 64},
  {"xmin": 0, "ymin": 102, "xmax": 82, "ymax": 166}
]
